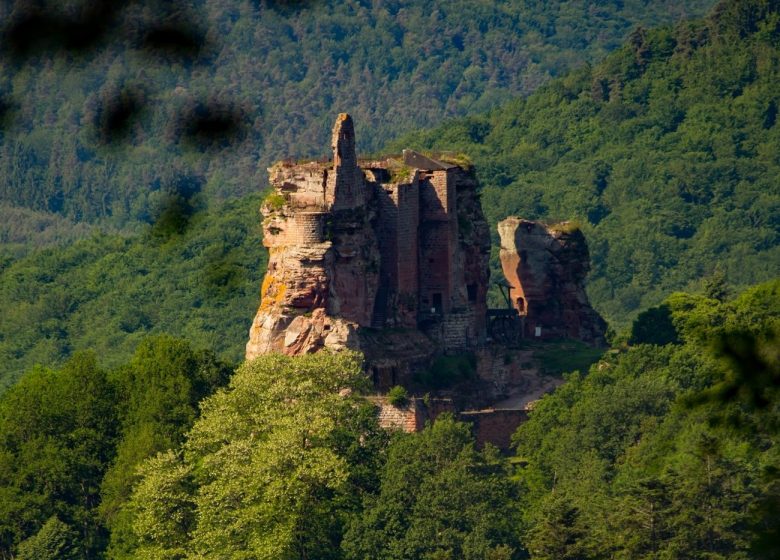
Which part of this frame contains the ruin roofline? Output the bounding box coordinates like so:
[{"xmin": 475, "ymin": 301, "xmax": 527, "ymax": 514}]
[{"xmin": 269, "ymin": 149, "xmax": 465, "ymax": 174}]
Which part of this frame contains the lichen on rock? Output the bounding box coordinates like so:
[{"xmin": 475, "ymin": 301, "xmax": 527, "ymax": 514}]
[{"xmin": 246, "ymin": 114, "xmax": 491, "ymax": 361}]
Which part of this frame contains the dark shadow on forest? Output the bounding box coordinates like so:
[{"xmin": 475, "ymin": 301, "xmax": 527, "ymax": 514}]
[
  {"xmin": 95, "ymin": 85, "xmax": 147, "ymax": 145},
  {"xmin": 174, "ymin": 99, "xmax": 249, "ymax": 152},
  {"xmin": 1, "ymin": 0, "xmax": 122, "ymax": 60},
  {"xmin": 149, "ymin": 174, "xmax": 205, "ymax": 239}
]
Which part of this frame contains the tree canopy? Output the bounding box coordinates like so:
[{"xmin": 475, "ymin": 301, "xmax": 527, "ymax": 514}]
[
  {"xmin": 0, "ymin": 336, "xmax": 229, "ymax": 559},
  {"xmin": 0, "ymin": 0, "xmax": 714, "ymax": 224},
  {"xmin": 512, "ymin": 278, "xmax": 780, "ymax": 559},
  {"xmin": 396, "ymin": 0, "xmax": 780, "ymax": 328}
]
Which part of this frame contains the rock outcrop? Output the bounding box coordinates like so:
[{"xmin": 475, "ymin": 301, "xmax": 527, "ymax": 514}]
[
  {"xmin": 245, "ymin": 115, "xmax": 609, "ymax": 449},
  {"xmin": 498, "ymin": 218, "xmax": 607, "ymax": 345},
  {"xmin": 246, "ymin": 113, "xmax": 491, "ymax": 362}
]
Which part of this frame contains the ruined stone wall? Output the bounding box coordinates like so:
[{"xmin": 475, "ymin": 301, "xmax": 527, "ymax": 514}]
[
  {"xmin": 327, "ymin": 113, "xmax": 364, "ymax": 210},
  {"xmin": 373, "ymin": 183, "xmax": 399, "ymax": 328},
  {"xmin": 441, "ymin": 311, "xmax": 475, "ymax": 350},
  {"xmin": 446, "ymin": 167, "xmax": 491, "ymax": 341},
  {"xmin": 370, "ymin": 173, "xmax": 421, "ymax": 328},
  {"xmin": 418, "ymin": 172, "xmax": 455, "ymax": 315},
  {"xmin": 291, "ymin": 212, "xmax": 326, "ymax": 244},
  {"xmin": 247, "ymin": 113, "xmax": 490, "ymax": 360},
  {"xmin": 419, "ymin": 221, "xmax": 452, "ymax": 314},
  {"xmin": 326, "ymin": 205, "xmax": 378, "ymax": 326},
  {"xmin": 371, "ymin": 395, "xmax": 526, "ymax": 451},
  {"xmin": 422, "ymin": 310, "xmax": 475, "ymax": 352},
  {"xmin": 459, "ymin": 409, "xmax": 529, "ymax": 450},
  {"xmin": 421, "ymin": 170, "xmax": 454, "ymax": 219},
  {"xmin": 395, "ymin": 178, "xmax": 420, "ymax": 324},
  {"xmin": 373, "ymin": 398, "xmax": 426, "ymax": 432},
  {"xmin": 269, "ymin": 162, "xmax": 327, "ymax": 210}
]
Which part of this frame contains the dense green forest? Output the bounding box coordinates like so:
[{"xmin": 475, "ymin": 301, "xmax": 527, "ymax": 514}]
[
  {"xmin": 1, "ymin": 279, "xmax": 777, "ymax": 559},
  {"xmin": 1, "ymin": 0, "xmax": 778, "ymax": 387},
  {"xmin": 0, "ymin": 1, "xmax": 778, "ymax": 556},
  {"xmin": 0, "ymin": 195, "xmax": 266, "ymax": 390},
  {"xmin": 0, "ymin": 0, "xmax": 714, "ymax": 224},
  {"xmin": 514, "ymin": 279, "xmax": 780, "ymax": 558},
  {"xmin": 395, "ymin": 0, "xmax": 780, "ymax": 327}
]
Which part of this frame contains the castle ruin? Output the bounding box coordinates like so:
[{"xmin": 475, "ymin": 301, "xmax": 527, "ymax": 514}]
[
  {"xmin": 246, "ymin": 113, "xmax": 491, "ymax": 374},
  {"xmin": 246, "ymin": 113, "xmax": 606, "ymax": 447}
]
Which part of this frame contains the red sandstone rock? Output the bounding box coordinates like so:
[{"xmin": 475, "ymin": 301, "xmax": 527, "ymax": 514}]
[
  {"xmin": 245, "ymin": 115, "xmax": 606, "ymax": 450},
  {"xmin": 246, "ymin": 114, "xmax": 491, "ymax": 360},
  {"xmin": 498, "ymin": 217, "xmax": 607, "ymax": 345}
]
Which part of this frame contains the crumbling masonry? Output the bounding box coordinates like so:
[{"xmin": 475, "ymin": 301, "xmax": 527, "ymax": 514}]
[
  {"xmin": 246, "ymin": 114, "xmax": 491, "ymax": 370},
  {"xmin": 246, "ymin": 114, "xmax": 607, "ymax": 448}
]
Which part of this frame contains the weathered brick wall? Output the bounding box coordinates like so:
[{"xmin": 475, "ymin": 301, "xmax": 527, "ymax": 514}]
[
  {"xmin": 266, "ymin": 161, "xmax": 329, "ymax": 213},
  {"xmin": 291, "ymin": 212, "xmax": 325, "ymax": 244},
  {"xmin": 376, "ymin": 184, "xmax": 399, "ymax": 291},
  {"xmin": 419, "ymin": 221, "xmax": 452, "ymax": 313},
  {"xmin": 419, "ymin": 171, "xmax": 452, "ymax": 221},
  {"xmin": 396, "ymin": 178, "xmax": 419, "ymax": 301},
  {"xmin": 371, "ymin": 397, "xmax": 529, "ymax": 451},
  {"xmin": 459, "ymin": 409, "xmax": 528, "ymax": 450},
  {"xmin": 440, "ymin": 311, "xmax": 474, "ymax": 351},
  {"xmin": 371, "ymin": 397, "xmax": 425, "ymax": 432}
]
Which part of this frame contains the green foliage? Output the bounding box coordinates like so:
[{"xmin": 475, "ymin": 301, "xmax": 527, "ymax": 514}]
[
  {"xmin": 0, "ymin": 195, "xmax": 266, "ymax": 390},
  {"xmin": 126, "ymin": 351, "xmax": 386, "ymax": 559},
  {"xmin": 100, "ymin": 336, "xmax": 230, "ymax": 559},
  {"xmin": 630, "ymin": 303, "xmax": 681, "ymax": 345},
  {"xmin": 396, "ymin": 0, "xmax": 780, "ymax": 329},
  {"xmin": 387, "ymin": 385, "xmax": 410, "ymax": 407},
  {"xmin": 343, "ymin": 415, "xmax": 523, "ymax": 559},
  {"xmin": 530, "ymin": 339, "xmax": 605, "ymax": 376},
  {"xmin": 512, "ymin": 279, "xmax": 780, "ymax": 558},
  {"xmin": 703, "ymin": 268, "xmax": 733, "ymax": 301},
  {"xmin": 415, "ymin": 352, "xmax": 477, "ymax": 389},
  {"xmin": 433, "ymin": 151, "xmax": 474, "ymax": 171},
  {"xmin": 0, "ymin": 352, "xmax": 117, "ymax": 558},
  {"xmin": 262, "ymin": 192, "xmax": 286, "ymax": 212},
  {"xmin": 0, "ymin": 336, "xmax": 229, "ymax": 560},
  {"xmin": 389, "ymin": 164, "xmax": 414, "ymax": 183},
  {"xmin": 127, "ymin": 451, "xmax": 194, "ymax": 560},
  {"xmin": 16, "ymin": 516, "xmax": 80, "ymax": 560},
  {"xmin": 546, "ymin": 220, "xmax": 581, "ymax": 234},
  {"xmin": 0, "ymin": 1, "xmax": 714, "ymax": 223}
]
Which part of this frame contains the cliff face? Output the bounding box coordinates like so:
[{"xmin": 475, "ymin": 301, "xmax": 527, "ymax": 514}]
[
  {"xmin": 245, "ymin": 115, "xmax": 606, "ymax": 448},
  {"xmin": 498, "ymin": 218, "xmax": 607, "ymax": 345},
  {"xmin": 246, "ymin": 114, "xmax": 491, "ymax": 361}
]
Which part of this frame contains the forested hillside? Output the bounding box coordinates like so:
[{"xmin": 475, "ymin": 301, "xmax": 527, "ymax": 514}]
[
  {"xmin": 0, "ymin": 0, "xmax": 714, "ymax": 224},
  {"xmin": 397, "ymin": 0, "xmax": 780, "ymax": 327},
  {"xmin": 0, "ymin": 1, "xmax": 777, "ymax": 558},
  {"xmin": 0, "ymin": 195, "xmax": 266, "ymax": 389},
  {"xmin": 512, "ymin": 279, "xmax": 780, "ymax": 559},
  {"xmin": 1, "ymin": 280, "xmax": 777, "ymax": 559},
  {"xmin": 0, "ymin": 0, "xmax": 777, "ymax": 387}
]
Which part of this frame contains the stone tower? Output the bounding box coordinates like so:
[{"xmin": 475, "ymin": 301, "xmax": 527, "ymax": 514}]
[
  {"xmin": 326, "ymin": 113, "xmax": 365, "ymax": 210},
  {"xmin": 246, "ymin": 113, "xmax": 491, "ymax": 363}
]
